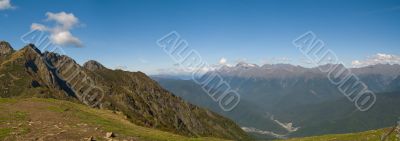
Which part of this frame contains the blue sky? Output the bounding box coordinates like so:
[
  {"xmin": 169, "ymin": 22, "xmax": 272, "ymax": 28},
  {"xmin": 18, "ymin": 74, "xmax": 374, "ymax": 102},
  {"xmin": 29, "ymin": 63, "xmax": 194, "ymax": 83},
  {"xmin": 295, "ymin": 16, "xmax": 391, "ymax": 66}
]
[{"xmin": 0, "ymin": 0, "xmax": 399, "ymax": 74}]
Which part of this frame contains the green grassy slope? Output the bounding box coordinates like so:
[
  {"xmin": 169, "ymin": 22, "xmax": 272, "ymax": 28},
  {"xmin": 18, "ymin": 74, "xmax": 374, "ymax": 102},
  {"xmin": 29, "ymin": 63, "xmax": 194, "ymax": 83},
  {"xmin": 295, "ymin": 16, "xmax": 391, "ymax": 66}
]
[
  {"xmin": 0, "ymin": 98, "xmax": 230, "ymax": 141},
  {"xmin": 277, "ymin": 127, "xmax": 399, "ymax": 141}
]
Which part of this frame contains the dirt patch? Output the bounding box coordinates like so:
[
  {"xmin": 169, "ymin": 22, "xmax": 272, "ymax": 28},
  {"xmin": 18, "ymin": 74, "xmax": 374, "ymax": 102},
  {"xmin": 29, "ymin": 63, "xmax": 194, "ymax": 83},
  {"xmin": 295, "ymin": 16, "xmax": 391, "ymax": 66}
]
[{"xmin": 0, "ymin": 99, "xmax": 138, "ymax": 141}]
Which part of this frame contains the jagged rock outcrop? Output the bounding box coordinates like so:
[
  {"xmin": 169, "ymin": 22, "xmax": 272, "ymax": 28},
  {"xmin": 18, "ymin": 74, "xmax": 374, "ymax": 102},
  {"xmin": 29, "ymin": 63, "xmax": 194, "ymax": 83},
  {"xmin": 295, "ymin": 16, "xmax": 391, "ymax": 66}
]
[
  {"xmin": 83, "ymin": 60, "xmax": 106, "ymax": 71},
  {"xmin": 0, "ymin": 41, "xmax": 250, "ymax": 140},
  {"xmin": 0, "ymin": 43, "xmax": 78, "ymax": 100},
  {"xmin": 0, "ymin": 41, "xmax": 14, "ymax": 55},
  {"xmin": 0, "ymin": 41, "xmax": 14, "ymax": 63}
]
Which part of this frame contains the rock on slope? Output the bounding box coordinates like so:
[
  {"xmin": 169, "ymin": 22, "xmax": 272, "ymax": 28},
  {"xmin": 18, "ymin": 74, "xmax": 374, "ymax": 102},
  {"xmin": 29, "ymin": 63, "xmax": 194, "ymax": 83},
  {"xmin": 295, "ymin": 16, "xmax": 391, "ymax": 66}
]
[{"xmin": 0, "ymin": 41, "xmax": 249, "ymax": 140}]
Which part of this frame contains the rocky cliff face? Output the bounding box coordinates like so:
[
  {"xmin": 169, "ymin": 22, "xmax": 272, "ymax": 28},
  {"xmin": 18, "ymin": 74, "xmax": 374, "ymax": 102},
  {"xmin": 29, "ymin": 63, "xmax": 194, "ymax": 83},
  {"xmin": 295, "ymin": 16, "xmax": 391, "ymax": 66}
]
[
  {"xmin": 83, "ymin": 60, "xmax": 106, "ymax": 71},
  {"xmin": 0, "ymin": 41, "xmax": 14, "ymax": 63},
  {"xmin": 0, "ymin": 41, "xmax": 249, "ymax": 140},
  {"xmin": 0, "ymin": 41, "xmax": 14, "ymax": 55}
]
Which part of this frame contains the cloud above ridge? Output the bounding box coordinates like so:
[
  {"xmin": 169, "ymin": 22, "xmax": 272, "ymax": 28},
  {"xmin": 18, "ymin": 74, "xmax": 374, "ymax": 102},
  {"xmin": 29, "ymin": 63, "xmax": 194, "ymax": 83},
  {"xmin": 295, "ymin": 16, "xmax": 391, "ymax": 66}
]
[
  {"xmin": 0, "ymin": 0, "xmax": 14, "ymax": 10},
  {"xmin": 31, "ymin": 12, "xmax": 83, "ymax": 47},
  {"xmin": 352, "ymin": 53, "xmax": 400, "ymax": 67}
]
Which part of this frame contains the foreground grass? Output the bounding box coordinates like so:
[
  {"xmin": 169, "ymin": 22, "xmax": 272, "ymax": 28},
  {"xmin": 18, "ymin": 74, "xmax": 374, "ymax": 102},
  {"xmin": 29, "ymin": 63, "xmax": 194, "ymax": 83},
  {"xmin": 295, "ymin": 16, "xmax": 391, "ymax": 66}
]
[{"xmin": 0, "ymin": 98, "xmax": 229, "ymax": 141}]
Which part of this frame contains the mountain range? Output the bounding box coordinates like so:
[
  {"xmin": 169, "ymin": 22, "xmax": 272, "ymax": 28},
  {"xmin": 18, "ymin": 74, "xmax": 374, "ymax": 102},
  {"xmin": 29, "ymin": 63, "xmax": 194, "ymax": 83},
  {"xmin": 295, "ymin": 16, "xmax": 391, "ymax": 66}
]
[
  {"xmin": 154, "ymin": 62, "xmax": 400, "ymax": 139},
  {"xmin": 0, "ymin": 41, "xmax": 250, "ymax": 140},
  {"xmin": 1, "ymin": 39, "xmax": 399, "ymax": 140}
]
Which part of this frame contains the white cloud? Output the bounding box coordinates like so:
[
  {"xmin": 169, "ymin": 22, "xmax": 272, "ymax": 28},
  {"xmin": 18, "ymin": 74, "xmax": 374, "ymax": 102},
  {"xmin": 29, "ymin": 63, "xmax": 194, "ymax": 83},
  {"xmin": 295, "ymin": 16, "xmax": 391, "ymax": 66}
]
[
  {"xmin": 30, "ymin": 12, "xmax": 83, "ymax": 47},
  {"xmin": 46, "ymin": 12, "xmax": 79, "ymax": 29},
  {"xmin": 50, "ymin": 31, "xmax": 82, "ymax": 46},
  {"xmin": 260, "ymin": 57, "xmax": 292, "ymax": 65},
  {"xmin": 219, "ymin": 57, "xmax": 227, "ymax": 65},
  {"xmin": 114, "ymin": 65, "xmax": 128, "ymax": 70},
  {"xmin": 156, "ymin": 63, "xmax": 221, "ymax": 75},
  {"xmin": 157, "ymin": 66, "xmax": 215, "ymax": 75},
  {"xmin": 0, "ymin": 0, "xmax": 14, "ymax": 10},
  {"xmin": 31, "ymin": 23, "xmax": 48, "ymax": 31},
  {"xmin": 273, "ymin": 57, "xmax": 291, "ymax": 63},
  {"xmin": 352, "ymin": 53, "xmax": 400, "ymax": 67}
]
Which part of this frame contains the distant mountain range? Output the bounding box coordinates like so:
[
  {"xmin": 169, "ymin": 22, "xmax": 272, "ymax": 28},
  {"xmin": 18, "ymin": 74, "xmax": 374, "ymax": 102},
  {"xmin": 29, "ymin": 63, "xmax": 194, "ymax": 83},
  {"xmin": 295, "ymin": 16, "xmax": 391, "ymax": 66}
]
[
  {"xmin": 2, "ymin": 39, "xmax": 398, "ymax": 140},
  {"xmin": 153, "ymin": 62, "xmax": 400, "ymax": 140},
  {"xmin": 0, "ymin": 41, "xmax": 250, "ymax": 140}
]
